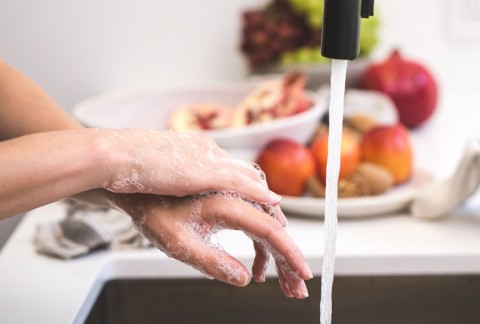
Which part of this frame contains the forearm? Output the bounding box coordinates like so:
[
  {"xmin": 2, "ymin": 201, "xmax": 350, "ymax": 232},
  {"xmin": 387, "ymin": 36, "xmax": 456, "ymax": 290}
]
[
  {"xmin": 0, "ymin": 59, "xmax": 120, "ymax": 215},
  {"xmin": 0, "ymin": 129, "xmax": 119, "ymax": 219}
]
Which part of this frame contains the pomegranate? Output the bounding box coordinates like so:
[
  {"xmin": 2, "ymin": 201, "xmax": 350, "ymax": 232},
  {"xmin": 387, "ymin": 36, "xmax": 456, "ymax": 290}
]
[{"xmin": 360, "ymin": 50, "xmax": 438, "ymax": 128}]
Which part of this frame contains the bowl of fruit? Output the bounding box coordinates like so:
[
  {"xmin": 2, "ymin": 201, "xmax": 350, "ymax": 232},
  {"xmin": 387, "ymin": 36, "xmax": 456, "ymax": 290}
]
[
  {"xmin": 254, "ymin": 107, "xmax": 433, "ymax": 218},
  {"xmin": 73, "ymin": 72, "xmax": 327, "ymax": 153}
]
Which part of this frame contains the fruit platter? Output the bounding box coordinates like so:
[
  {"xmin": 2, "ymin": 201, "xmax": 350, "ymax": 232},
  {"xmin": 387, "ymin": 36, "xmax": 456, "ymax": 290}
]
[
  {"xmin": 280, "ymin": 169, "xmax": 433, "ymax": 218},
  {"xmin": 255, "ymin": 111, "xmax": 433, "ymax": 218}
]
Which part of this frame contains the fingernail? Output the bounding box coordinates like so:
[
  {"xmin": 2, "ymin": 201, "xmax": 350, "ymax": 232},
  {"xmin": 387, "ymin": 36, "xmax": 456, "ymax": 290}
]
[
  {"xmin": 257, "ymin": 272, "xmax": 266, "ymax": 283},
  {"xmin": 238, "ymin": 271, "xmax": 251, "ymax": 287},
  {"xmin": 253, "ymin": 273, "xmax": 266, "ymax": 283},
  {"xmin": 304, "ymin": 262, "xmax": 313, "ymax": 279},
  {"xmin": 291, "ymin": 281, "xmax": 309, "ymax": 299},
  {"xmin": 283, "ymin": 281, "xmax": 295, "ymax": 298},
  {"xmin": 299, "ymin": 281, "xmax": 309, "ymax": 298}
]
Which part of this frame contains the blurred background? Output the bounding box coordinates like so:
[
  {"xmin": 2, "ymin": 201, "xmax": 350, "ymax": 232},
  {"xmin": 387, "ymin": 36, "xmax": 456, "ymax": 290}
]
[
  {"xmin": 0, "ymin": 0, "xmax": 479, "ymax": 112},
  {"xmin": 1, "ymin": 0, "xmax": 480, "ymax": 246}
]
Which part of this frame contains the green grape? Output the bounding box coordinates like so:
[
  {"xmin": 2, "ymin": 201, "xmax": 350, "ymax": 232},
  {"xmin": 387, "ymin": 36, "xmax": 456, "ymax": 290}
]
[
  {"xmin": 288, "ymin": 0, "xmax": 308, "ymax": 12},
  {"xmin": 305, "ymin": 0, "xmax": 323, "ymax": 15},
  {"xmin": 359, "ymin": 15, "xmax": 380, "ymax": 56},
  {"xmin": 307, "ymin": 12, "xmax": 323, "ymax": 29},
  {"xmin": 281, "ymin": 46, "xmax": 331, "ymax": 65},
  {"xmin": 280, "ymin": 51, "xmax": 297, "ymax": 65},
  {"xmin": 288, "ymin": 0, "xmax": 323, "ymax": 29},
  {"xmin": 295, "ymin": 47, "xmax": 314, "ymax": 63}
]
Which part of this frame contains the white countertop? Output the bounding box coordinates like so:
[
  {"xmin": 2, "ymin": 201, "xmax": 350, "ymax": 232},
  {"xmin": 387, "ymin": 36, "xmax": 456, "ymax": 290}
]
[
  {"xmin": 2, "ymin": 90, "xmax": 480, "ymax": 323},
  {"xmin": 3, "ymin": 201, "xmax": 480, "ymax": 324}
]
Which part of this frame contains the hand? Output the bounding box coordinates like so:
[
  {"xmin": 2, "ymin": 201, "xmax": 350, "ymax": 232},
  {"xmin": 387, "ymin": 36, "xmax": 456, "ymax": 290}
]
[
  {"xmin": 102, "ymin": 129, "xmax": 280, "ymax": 205},
  {"xmin": 116, "ymin": 191, "xmax": 313, "ymax": 299}
]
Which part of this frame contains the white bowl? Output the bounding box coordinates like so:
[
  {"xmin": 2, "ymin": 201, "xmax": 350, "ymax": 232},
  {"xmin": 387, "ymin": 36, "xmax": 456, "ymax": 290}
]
[{"xmin": 73, "ymin": 83, "xmax": 327, "ymax": 153}]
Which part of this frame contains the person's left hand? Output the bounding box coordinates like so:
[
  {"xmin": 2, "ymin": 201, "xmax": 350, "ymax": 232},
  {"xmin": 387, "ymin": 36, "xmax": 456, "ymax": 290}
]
[{"xmin": 115, "ymin": 191, "xmax": 312, "ymax": 299}]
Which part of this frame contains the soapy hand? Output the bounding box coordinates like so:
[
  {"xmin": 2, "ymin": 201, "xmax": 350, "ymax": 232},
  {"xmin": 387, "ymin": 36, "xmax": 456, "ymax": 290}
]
[
  {"xmin": 102, "ymin": 129, "xmax": 280, "ymax": 205},
  {"xmin": 116, "ymin": 191, "xmax": 312, "ymax": 299}
]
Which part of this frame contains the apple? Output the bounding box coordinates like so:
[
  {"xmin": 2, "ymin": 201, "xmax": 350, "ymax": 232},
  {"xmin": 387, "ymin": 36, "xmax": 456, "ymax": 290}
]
[
  {"xmin": 255, "ymin": 138, "xmax": 315, "ymax": 196},
  {"xmin": 360, "ymin": 50, "xmax": 438, "ymax": 129},
  {"xmin": 310, "ymin": 130, "xmax": 361, "ymax": 185},
  {"xmin": 361, "ymin": 124, "xmax": 413, "ymax": 184}
]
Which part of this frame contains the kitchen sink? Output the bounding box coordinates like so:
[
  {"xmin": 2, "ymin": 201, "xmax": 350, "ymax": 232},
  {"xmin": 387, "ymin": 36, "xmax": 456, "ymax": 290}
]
[{"xmin": 85, "ymin": 275, "xmax": 480, "ymax": 324}]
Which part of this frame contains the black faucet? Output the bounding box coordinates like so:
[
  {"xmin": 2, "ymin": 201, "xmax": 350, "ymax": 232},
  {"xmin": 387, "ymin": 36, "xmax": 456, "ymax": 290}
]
[{"xmin": 321, "ymin": 0, "xmax": 375, "ymax": 60}]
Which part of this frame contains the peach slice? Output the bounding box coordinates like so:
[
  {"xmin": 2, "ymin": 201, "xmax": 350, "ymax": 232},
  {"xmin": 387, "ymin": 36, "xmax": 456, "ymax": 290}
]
[{"xmin": 169, "ymin": 103, "xmax": 234, "ymax": 132}]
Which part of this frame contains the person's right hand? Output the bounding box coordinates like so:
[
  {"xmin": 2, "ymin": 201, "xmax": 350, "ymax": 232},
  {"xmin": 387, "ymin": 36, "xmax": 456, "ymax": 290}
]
[
  {"xmin": 101, "ymin": 129, "xmax": 280, "ymax": 205},
  {"xmin": 114, "ymin": 191, "xmax": 312, "ymax": 299}
]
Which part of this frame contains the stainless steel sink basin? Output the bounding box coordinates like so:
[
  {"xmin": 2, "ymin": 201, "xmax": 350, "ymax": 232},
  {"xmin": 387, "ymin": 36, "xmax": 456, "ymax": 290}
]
[{"xmin": 85, "ymin": 275, "xmax": 480, "ymax": 324}]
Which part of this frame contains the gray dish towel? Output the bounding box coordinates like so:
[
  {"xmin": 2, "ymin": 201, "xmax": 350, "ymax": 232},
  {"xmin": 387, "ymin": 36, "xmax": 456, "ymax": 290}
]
[{"xmin": 34, "ymin": 201, "xmax": 150, "ymax": 259}]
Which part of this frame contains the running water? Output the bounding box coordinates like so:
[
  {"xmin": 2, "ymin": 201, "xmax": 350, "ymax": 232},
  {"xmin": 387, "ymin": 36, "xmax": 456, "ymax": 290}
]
[{"xmin": 320, "ymin": 59, "xmax": 348, "ymax": 324}]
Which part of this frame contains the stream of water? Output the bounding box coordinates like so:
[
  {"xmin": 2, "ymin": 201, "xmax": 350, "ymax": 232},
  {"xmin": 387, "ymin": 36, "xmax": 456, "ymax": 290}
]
[{"xmin": 320, "ymin": 59, "xmax": 348, "ymax": 324}]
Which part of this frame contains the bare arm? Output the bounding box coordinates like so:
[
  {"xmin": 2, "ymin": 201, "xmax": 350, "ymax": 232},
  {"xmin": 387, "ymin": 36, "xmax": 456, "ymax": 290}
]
[
  {"xmin": 0, "ymin": 60, "xmax": 280, "ymax": 219},
  {"xmin": 0, "ymin": 129, "xmax": 115, "ymax": 217},
  {"xmin": 0, "ymin": 59, "xmax": 100, "ymax": 217}
]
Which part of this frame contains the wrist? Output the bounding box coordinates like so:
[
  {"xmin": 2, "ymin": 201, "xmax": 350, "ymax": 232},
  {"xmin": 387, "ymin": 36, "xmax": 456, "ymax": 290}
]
[
  {"xmin": 89, "ymin": 129, "xmax": 135, "ymax": 191},
  {"xmin": 69, "ymin": 189, "xmax": 139, "ymax": 219}
]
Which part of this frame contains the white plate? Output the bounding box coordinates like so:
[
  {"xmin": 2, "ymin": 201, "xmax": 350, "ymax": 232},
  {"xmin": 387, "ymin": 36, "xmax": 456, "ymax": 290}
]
[
  {"xmin": 280, "ymin": 169, "xmax": 433, "ymax": 218},
  {"xmin": 72, "ymin": 83, "xmax": 327, "ymax": 152}
]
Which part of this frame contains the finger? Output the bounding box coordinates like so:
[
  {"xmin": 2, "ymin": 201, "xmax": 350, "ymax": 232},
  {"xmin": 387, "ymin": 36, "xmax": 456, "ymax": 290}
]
[
  {"xmin": 273, "ymin": 205, "xmax": 288, "ymax": 227},
  {"xmin": 212, "ymin": 159, "xmax": 282, "ymax": 205},
  {"xmin": 135, "ymin": 196, "xmax": 253, "ymax": 287},
  {"xmin": 252, "ymin": 240, "xmax": 270, "ymax": 283},
  {"xmin": 275, "ymin": 258, "xmax": 309, "ymax": 299},
  {"xmin": 278, "ymin": 266, "xmax": 295, "ymax": 298},
  {"xmin": 154, "ymin": 229, "xmax": 252, "ymax": 287},
  {"xmin": 181, "ymin": 168, "xmax": 281, "ymax": 206},
  {"xmin": 185, "ymin": 240, "xmax": 252, "ymax": 287},
  {"xmin": 210, "ymin": 198, "xmax": 312, "ymax": 281}
]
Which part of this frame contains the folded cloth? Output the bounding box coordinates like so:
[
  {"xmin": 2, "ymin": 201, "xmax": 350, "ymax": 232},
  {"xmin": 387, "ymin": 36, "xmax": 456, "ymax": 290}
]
[
  {"xmin": 410, "ymin": 137, "xmax": 480, "ymax": 219},
  {"xmin": 34, "ymin": 201, "xmax": 151, "ymax": 259}
]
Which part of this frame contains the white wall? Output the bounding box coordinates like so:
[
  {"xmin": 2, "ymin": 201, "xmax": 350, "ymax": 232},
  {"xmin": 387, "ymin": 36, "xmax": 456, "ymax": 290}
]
[
  {"xmin": 0, "ymin": 0, "xmax": 266, "ymax": 110},
  {"xmin": 1, "ymin": 0, "xmax": 479, "ymax": 111}
]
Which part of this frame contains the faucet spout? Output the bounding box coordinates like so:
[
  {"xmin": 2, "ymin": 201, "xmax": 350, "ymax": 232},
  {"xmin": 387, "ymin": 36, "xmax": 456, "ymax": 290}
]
[{"xmin": 321, "ymin": 0, "xmax": 375, "ymax": 61}]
